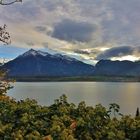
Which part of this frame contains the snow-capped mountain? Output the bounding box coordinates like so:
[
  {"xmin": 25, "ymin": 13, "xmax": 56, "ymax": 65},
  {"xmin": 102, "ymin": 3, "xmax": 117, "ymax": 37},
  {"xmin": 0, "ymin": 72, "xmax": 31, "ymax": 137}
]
[
  {"xmin": 2, "ymin": 49, "xmax": 95, "ymax": 77},
  {"xmin": 19, "ymin": 49, "xmax": 77, "ymax": 61},
  {"xmin": 18, "ymin": 49, "xmax": 50, "ymax": 57}
]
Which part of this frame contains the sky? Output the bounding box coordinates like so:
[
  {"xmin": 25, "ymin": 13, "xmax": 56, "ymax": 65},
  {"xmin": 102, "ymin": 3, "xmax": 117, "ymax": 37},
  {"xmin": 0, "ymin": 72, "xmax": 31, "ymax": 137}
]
[{"xmin": 0, "ymin": 0, "xmax": 140, "ymax": 65}]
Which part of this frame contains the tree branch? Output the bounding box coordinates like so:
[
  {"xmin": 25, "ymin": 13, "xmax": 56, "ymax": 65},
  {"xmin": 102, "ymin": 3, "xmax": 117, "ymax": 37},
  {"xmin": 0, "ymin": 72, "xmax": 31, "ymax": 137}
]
[
  {"xmin": 0, "ymin": 24, "xmax": 11, "ymax": 44},
  {"xmin": 0, "ymin": 0, "xmax": 22, "ymax": 5}
]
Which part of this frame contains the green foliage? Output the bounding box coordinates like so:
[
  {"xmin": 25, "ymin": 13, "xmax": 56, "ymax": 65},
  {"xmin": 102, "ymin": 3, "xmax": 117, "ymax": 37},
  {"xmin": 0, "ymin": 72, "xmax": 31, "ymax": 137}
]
[{"xmin": 0, "ymin": 94, "xmax": 139, "ymax": 140}]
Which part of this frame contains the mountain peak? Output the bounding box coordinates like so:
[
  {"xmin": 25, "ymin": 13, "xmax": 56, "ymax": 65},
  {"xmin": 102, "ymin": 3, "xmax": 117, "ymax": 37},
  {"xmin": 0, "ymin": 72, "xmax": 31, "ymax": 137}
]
[
  {"xmin": 18, "ymin": 49, "xmax": 78, "ymax": 62},
  {"xmin": 28, "ymin": 48, "xmax": 36, "ymax": 52},
  {"xmin": 20, "ymin": 49, "xmax": 38, "ymax": 57},
  {"xmin": 19, "ymin": 49, "xmax": 50, "ymax": 57},
  {"xmin": 27, "ymin": 49, "xmax": 37, "ymax": 54}
]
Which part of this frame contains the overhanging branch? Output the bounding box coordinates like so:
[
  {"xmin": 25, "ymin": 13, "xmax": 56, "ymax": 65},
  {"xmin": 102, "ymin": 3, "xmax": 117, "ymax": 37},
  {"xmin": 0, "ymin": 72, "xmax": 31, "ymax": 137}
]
[
  {"xmin": 0, "ymin": 24, "xmax": 11, "ymax": 44},
  {"xmin": 0, "ymin": 0, "xmax": 22, "ymax": 5}
]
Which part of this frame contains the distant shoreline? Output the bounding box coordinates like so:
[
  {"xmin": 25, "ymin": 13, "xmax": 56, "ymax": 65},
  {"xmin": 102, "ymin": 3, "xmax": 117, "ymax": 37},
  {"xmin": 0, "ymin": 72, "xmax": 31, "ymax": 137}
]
[{"xmin": 9, "ymin": 76, "xmax": 140, "ymax": 82}]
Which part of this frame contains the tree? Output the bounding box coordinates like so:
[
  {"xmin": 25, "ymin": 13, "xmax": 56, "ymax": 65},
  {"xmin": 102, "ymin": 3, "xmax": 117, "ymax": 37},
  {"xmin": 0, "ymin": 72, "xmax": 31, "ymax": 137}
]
[{"xmin": 136, "ymin": 107, "xmax": 140, "ymax": 117}]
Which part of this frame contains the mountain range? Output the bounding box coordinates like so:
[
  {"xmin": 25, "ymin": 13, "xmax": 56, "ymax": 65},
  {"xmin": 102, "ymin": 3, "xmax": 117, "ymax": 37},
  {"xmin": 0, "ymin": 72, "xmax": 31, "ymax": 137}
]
[
  {"xmin": 95, "ymin": 60, "xmax": 140, "ymax": 76},
  {"xmin": 1, "ymin": 49, "xmax": 94, "ymax": 77},
  {"xmin": 1, "ymin": 49, "xmax": 140, "ymax": 78}
]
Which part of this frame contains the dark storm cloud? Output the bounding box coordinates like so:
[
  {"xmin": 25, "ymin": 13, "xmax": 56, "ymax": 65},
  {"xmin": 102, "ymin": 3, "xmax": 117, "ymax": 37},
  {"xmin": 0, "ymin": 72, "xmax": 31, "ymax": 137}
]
[
  {"xmin": 52, "ymin": 19, "xmax": 96, "ymax": 42},
  {"xmin": 74, "ymin": 49, "xmax": 90, "ymax": 55},
  {"xmin": 96, "ymin": 46, "xmax": 134, "ymax": 60}
]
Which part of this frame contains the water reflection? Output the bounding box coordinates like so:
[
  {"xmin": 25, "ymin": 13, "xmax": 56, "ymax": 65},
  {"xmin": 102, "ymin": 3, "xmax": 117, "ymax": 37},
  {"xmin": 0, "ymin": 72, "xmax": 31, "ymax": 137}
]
[{"xmin": 8, "ymin": 82, "xmax": 140, "ymax": 115}]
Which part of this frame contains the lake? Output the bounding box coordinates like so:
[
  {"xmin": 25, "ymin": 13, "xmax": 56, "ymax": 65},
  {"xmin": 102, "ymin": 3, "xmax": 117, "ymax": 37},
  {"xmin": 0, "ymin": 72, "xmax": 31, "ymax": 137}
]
[{"xmin": 8, "ymin": 82, "xmax": 140, "ymax": 115}]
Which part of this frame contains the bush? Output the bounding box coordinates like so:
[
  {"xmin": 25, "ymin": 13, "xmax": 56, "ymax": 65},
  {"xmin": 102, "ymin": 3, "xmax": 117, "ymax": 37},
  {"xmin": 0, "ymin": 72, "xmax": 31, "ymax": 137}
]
[{"xmin": 0, "ymin": 94, "xmax": 140, "ymax": 140}]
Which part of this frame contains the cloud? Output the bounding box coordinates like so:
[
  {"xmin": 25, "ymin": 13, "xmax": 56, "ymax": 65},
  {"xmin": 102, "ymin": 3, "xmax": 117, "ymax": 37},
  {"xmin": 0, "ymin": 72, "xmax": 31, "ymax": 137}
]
[
  {"xmin": 96, "ymin": 46, "xmax": 134, "ymax": 60},
  {"xmin": 52, "ymin": 19, "xmax": 96, "ymax": 42},
  {"xmin": 1, "ymin": 0, "xmax": 140, "ymax": 64},
  {"xmin": 35, "ymin": 26, "xmax": 47, "ymax": 33},
  {"xmin": 100, "ymin": 0, "xmax": 140, "ymax": 45},
  {"xmin": 26, "ymin": 42, "xmax": 35, "ymax": 46},
  {"xmin": 136, "ymin": 46, "xmax": 140, "ymax": 52},
  {"xmin": 74, "ymin": 49, "xmax": 90, "ymax": 55}
]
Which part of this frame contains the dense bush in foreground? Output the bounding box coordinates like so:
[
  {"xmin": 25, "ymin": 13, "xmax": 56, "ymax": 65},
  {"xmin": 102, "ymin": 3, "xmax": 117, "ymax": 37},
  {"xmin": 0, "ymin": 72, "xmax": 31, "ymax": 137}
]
[{"xmin": 0, "ymin": 94, "xmax": 140, "ymax": 140}]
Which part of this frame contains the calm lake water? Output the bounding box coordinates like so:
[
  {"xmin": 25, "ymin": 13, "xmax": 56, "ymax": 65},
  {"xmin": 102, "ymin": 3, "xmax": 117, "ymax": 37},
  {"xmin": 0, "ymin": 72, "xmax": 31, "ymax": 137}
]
[{"xmin": 8, "ymin": 82, "xmax": 140, "ymax": 115}]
